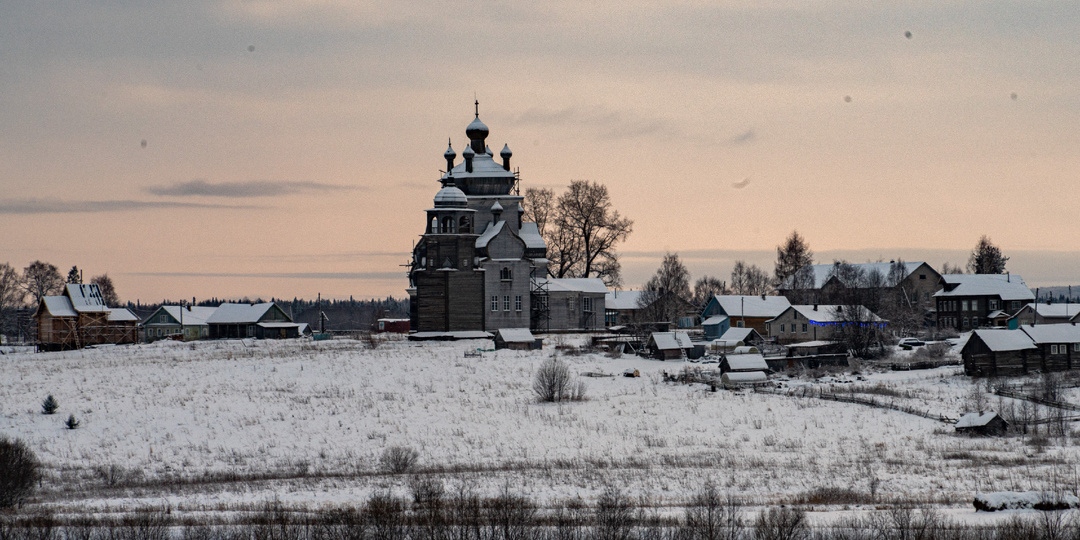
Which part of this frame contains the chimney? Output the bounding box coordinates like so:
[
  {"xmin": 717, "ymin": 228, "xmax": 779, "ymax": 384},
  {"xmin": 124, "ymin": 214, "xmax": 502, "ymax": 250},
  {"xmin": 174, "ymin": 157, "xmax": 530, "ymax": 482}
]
[{"xmin": 813, "ymin": 304, "xmax": 818, "ymax": 311}]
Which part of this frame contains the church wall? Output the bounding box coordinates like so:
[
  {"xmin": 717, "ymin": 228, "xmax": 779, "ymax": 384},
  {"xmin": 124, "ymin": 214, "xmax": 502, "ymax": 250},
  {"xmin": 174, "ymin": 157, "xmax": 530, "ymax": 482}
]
[{"xmin": 483, "ymin": 259, "xmax": 532, "ymax": 331}]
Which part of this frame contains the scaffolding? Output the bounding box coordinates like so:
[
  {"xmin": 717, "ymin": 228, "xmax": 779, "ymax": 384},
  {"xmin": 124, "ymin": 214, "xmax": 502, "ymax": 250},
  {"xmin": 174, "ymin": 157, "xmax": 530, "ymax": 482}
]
[{"xmin": 530, "ymin": 267, "xmax": 550, "ymax": 332}]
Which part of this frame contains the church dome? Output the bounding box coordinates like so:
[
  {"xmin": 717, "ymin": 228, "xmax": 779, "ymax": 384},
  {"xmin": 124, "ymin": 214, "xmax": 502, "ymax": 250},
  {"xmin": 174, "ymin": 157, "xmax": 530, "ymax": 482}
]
[
  {"xmin": 433, "ymin": 185, "xmax": 467, "ymax": 208},
  {"xmin": 466, "ymin": 117, "xmax": 489, "ymax": 141}
]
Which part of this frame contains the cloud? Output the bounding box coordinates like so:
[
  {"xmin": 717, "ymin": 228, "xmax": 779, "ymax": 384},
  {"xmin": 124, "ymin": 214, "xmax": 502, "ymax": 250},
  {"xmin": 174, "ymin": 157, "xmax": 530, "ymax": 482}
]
[
  {"xmin": 732, "ymin": 177, "xmax": 752, "ymax": 189},
  {"xmin": 0, "ymin": 199, "xmax": 255, "ymax": 214},
  {"xmin": 729, "ymin": 129, "xmax": 756, "ymax": 145},
  {"xmin": 511, "ymin": 105, "xmax": 754, "ymax": 146},
  {"xmin": 128, "ymin": 271, "xmax": 403, "ymax": 280},
  {"xmin": 145, "ymin": 180, "xmax": 357, "ymax": 198}
]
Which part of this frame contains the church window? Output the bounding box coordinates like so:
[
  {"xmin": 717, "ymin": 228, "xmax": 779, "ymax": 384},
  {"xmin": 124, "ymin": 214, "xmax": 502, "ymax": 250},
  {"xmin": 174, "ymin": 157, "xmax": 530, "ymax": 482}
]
[
  {"xmin": 430, "ymin": 217, "xmax": 438, "ymax": 233},
  {"xmin": 503, "ymin": 296, "xmax": 510, "ymax": 312},
  {"xmin": 515, "ymin": 295, "xmax": 522, "ymax": 312},
  {"xmin": 583, "ymin": 297, "xmax": 592, "ymax": 312},
  {"xmin": 459, "ymin": 216, "xmax": 470, "ymax": 233},
  {"xmin": 500, "ymin": 267, "xmax": 512, "ymax": 281},
  {"xmin": 491, "ymin": 296, "xmax": 498, "ymax": 312},
  {"xmin": 441, "ymin": 216, "xmax": 455, "ymax": 233}
]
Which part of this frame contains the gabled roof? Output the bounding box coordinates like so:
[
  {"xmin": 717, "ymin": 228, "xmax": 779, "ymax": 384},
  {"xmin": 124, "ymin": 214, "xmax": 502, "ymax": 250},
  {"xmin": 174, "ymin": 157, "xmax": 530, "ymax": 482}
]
[
  {"xmin": 605, "ymin": 290, "xmax": 646, "ymax": 310},
  {"xmin": 537, "ymin": 277, "xmax": 608, "ymax": 294},
  {"xmin": 65, "ymin": 283, "xmax": 109, "ymax": 313},
  {"xmin": 719, "ymin": 327, "xmax": 762, "ymax": 343},
  {"xmin": 160, "ymin": 305, "xmax": 218, "ymax": 326},
  {"xmin": 955, "ymin": 411, "xmax": 1001, "ymax": 428},
  {"xmin": 710, "ymin": 295, "xmax": 791, "ymax": 319},
  {"xmin": 702, "ymin": 315, "xmax": 728, "ymax": 326},
  {"xmin": 107, "ymin": 308, "xmax": 139, "ymax": 322},
  {"xmin": 496, "ymin": 328, "xmax": 535, "ymax": 343},
  {"xmin": 475, "ymin": 221, "xmax": 505, "ymax": 249},
  {"xmin": 723, "ymin": 353, "xmax": 768, "ymax": 371},
  {"xmin": 779, "ymin": 305, "xmax": 884, "ymax": 324},
  {"xmin": 517, "ymin": 222, "xmax": 546, "ymax": 251},
  {"xmin": 781, "ymin": 261, "xmax": 930, "ymax": 289},
  {"xmin": 934, "ymin": 274, "xmax": 1034, "ymax": 301},
  {"xmin": 1019, "ymin": 324, "xmax": 1080, "ymax": 344},
  {"xmin": 41, "ymin": 296, "xmax": 77, "ymax": 317},
  {"xmin": 207, "ymin": 303, "xmax": 281, "ymax": 324},
  {"xmin": 969, "ymin": 329, "xmax": 1036, "ymax": 352},
  {"xmin": 1013, "ymin": 303, "xmax": 1080, "ymax": 320},
  {"xmin": 650, "ymin": 331, "xmax": 692, "ymax": 350}
]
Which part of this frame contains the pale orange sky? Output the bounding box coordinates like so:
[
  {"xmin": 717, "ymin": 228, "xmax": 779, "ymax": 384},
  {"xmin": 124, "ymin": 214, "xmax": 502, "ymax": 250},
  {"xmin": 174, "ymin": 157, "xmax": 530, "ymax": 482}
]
[{"xmin": 2, "ymin": 2, "xmax": 1078, "ymax": 302}]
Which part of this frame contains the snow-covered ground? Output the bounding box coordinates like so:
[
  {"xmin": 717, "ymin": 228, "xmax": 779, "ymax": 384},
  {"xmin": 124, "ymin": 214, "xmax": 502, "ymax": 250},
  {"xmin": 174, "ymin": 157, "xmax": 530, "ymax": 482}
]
[{"xmin": 1, "ymin": 336, "xmax": 1078, "ymax": 523}]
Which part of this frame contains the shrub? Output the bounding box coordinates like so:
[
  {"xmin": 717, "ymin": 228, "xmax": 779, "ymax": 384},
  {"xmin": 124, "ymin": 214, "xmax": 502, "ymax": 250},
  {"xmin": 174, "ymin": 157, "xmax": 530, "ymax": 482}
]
[
  {"xmin": 533, "ymin": 358, "xmax": 587, "ymax": 403},
  {"xmin": 0, "ymin": 436, "xmax": 40, "ymax": 508},
  {"xmin": 65, "ymin": 414, "xmax": 80, "ymax": 430},
  {"xmin": 41, "ymin": 395, "xmax": 58, "ymax": 415},
  {"xmin": 380, "ymin": 446, "xmax": 419, "ymax": 474},
  {"xmin": 753, "ymin": 507, "xmax": 807, "ymax": 540}
]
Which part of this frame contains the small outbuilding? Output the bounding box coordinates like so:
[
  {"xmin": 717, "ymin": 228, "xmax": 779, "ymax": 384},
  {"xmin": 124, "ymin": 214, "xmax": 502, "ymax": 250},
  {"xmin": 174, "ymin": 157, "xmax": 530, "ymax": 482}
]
[
  {"xmin": 720, "ymin": 353, "xmax": 769, "ymax": 374},
  {"xmin": 647, "ymin": 331, "xmax": 692, "ymax": 360},
  {"xmin": 377, "ymin": 318, "xmax": 410, "ymax": 333},
  {"xmin": 494, "ymin": 328, "xmax": 541, "ymax": 351},
  {"xmin": 720, "ymin": 371, "xmax": 769, "ymax": 388},
  {"xmin": 955, "ymin": 411, "xmax": 1009, "ymax": 436}
]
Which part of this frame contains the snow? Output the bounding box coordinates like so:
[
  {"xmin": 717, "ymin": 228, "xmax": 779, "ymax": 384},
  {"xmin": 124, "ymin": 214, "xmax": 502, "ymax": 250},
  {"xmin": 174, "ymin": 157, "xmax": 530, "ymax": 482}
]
[
  {"xmin": 159, "ymin": 306, "xmax": 217, "ymax": 326},
  {"xmin": 206, "ymin": 303, "xmax": 276, "ymax": 324},
  {"xmin": 1020, "ymin": 302, "xmax": 1080, "ymax": 319},
  {"xmin": 934, "ymin": 274, "xmax": 1034, "ymax": 301},
  {"xmin": 41, "ymin": 296, "xmax": 77, "ymax": 317},
  {"xmin": 496, "ymin": 328, "xmax": 535, "ymax": 343},
  {"xmin": 719, "ymin": 327, "xmax": 757, "ymax": 342},
  {"xmin": 969, "ymin": 329, "xmax": 1036, "ymax": 351},
  {"xmin": 538, "ymin": 277, "xmax": 608, "ymax": 294},
  {"xmin": 783, "ymin": 305, "xmax": 884, "ymax": 324},
  {"xmin": 710, "ymin": 295, "xmax": 790, "ymax": 318},
  {"xmin": 723, "ymin": 354, "xmax": 768, "ymax": 372},
  {"xmin": 605, "ymin": 290, "xmax": 645, "ymax": 310},
  {"xmin": 955, "ymin": 411, "xmax": 998, "ymax": 428},
  {"xmin": 107, "ymin": 308, "xmax": 139, "ymax": 322},
  {"xmin": 702, "ymin": 315, "xmax": 728, "ymax": 326},
  {"xmin": 1, "ymin": 337, "xmax": 1078, "ymax": 519},
  {"xmin": 517, "ymin": 222, "xmax": 546, "ymax": 250},
  {"xmin": 474, "ymin": 221, "xmax": 504, "ymax": 249},
  {"xmin": 1019, "ymin": 323, "xmax": 1080, "ymax": 344},
  {"xmin": 651, "ymin": 331, "xmax": 692, "ymax": 350},
  {"xmin": 65, "ymin": 283, "xmax": 109, "ymax": 313},
  {"xmin": 721, "ymin": 371, "xmax": 768, "ymax": 385}
]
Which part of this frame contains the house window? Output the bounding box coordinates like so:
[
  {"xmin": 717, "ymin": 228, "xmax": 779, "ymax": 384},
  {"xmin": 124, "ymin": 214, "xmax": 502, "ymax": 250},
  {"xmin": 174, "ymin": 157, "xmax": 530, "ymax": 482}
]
[
  {"xmin": 924, "ymin": 292, "xmax": 929, "ymax": 301},
  {"xmin": 500, "ymin": 267, "xmax": 512, "ymax": 281},
  {"xmin": 515, "ymin": 295, "xmax": 522, "ymax": 312},
  {"xmin": 736, "ymin": 320, "xmax": 744, "ymax": 328},
  {"xmin": 972, "ymin": 299, "xmax": 979, "ymax": 311},
  {"xmin": 919, "ymin": 274, "xmax": 926, "ymax": 280},
  {"xmin": 989, "ymin": 300, "xmax": 999, "ymax": 310},
  {"xmin": 802, "ymin": 323, "xmax": 808, "ymax": 333},
  {"xmin": 503, "ymin": 296, "xmax": 510, "ymax": 312},
  {"xmin": 780, "ymin": 324, "xmax": 785, "ymax": 333},
  {"xmin": 583, "ymin": 297, "xmax": 592, "ymax": 312},
  {"xmin": 1051, "ymin": 345, "xmax": 1059, "ymax": 354},
  {"xmin": 1073, "ymin": 343, "xmax": 1080, "ymax": 352},
  {"xmin": 963, "ymin": 317, "xmax": 969, "ymax": 329},
  {"xmin": 491, "ymin": 295, "xmax": 498, "ymax": 312},
  {"xmin": 962, "ymin": 300, "xmax": 969, "ymax": 311}
]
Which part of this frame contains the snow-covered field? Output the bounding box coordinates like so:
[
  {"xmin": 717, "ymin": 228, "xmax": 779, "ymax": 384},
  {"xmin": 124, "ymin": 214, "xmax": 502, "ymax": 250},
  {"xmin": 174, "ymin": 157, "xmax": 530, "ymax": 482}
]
[{"xmin": 1, "ymin": 336, "xmax": 1078, "ymax": 522}]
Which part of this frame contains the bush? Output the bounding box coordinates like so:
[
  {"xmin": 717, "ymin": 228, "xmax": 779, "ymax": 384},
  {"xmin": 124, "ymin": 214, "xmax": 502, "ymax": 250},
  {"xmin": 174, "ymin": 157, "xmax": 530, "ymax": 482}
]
[
  {"xmin": 753, "ymin": 507, "xmax": 807, "ymax": 540},
  {"xmin": 65, "ymin": 414, "xmax": 80, "ymax": 430},
  {"xmin": 41, "ymin": 395, "xmax": 58, "ymax": 415},
  {"xmin": 0, "ymin": 436, "xmax": 40, "ymax": 508},
  {"xmin": 380, "ymin": 446, "xmax": 419, "ymax": 474},
  {"xmin": 533, "ymin": 358, "xmax": 587, "ymax": 403}
]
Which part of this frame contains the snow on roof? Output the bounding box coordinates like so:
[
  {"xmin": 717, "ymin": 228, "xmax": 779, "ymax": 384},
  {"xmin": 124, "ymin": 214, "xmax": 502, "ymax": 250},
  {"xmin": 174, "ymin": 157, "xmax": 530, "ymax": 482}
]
[
  {"xmin": 41, "ymin": 296, "xmax": 77, "ymax": 317},
  {"xmin": 537, "ymin": 278, "xmax": 608, "ymax": 294},
  {"xmin": 934, "ymin": 274, "xmax": 1034, "ymax": 301},
  {"xmin": 160, "ymin": 306, "xmax": 217, "ymax": 326},
  {"xmin": 987, "ymin": 310, "xmax": 1007, "ymax": 319},
  {"xmin": 66, "ymin": 283, "xmax": 109, "ymax": 313},
  {"xmin": 518, "ymin": 222, "xmax": 546, "ymax": 250},
  {"xmin": 711, "ymin": 295, "xmax": 791, "ymax": 318},
  {"xmin": 475, "ymin": 221, "xmax": 505, "ymax": 249},
  {"xmin": 496, "ymin": 328, "xmax": 535, "ymax": 343},
  {"xmin": 702, "ymin": 315, "xmax": 729, "ymax": 326},
  {"xmin": 781, "ymin": 261, "xmax": 929, "ymax": 289},
  {"xmin": 444, "ymin": 152, "xmax": 516, "ymax": 180},
  {"xmin": 782, "ymin": 305, "xmax": 884, "ymax": 324},
  {"xmin": 257, "ymin": 322, "xmax": 300, "ymax": 328},
  {"xmin": 605, "ymin": 290, "xmax": 645, "ymax": 310},
  {"xmin": 1018, "ymin": 303, "xmax": 1080, "ymax": 319},
  {"xmin": 786, "ymin": 340, "xmax": 838, "ymax": 348},
  {"xmin": 651, "ymin": 331, "xmax": 692, "ymax": 350},
  {"xmin": 433, "ymin": 185, "xmax": 468, "ymax": 206},
  {"xmin": 719, "ymin": 327, "xmax": 757, "ymax": 342},
  {"xmin": 410, "ymin": 331, "xmax": 494, "ymax": 340},
  {"xmin": 970, "ymin": 329, "xmax": 1036, "ymax": 352},
  {"xmin": 955, "ymin": 411, "xmax": 999, "ymax": 428},
  {"xmin": 1019, "ymin": 324, "xmax": 1080, "ymax": 344},
  {"xmin": 721, "ymin": 371, "xmax": 768, "ymax": 384},
  {"xmin": 724, "ymin": 353, "xmax": 768, "ymax": 371},
  {"xmin": 206, "ymin": 303, "xmax": 276, "ymax": 324},
  {"xmin": 107, "ymin": 308, "xmax": 139, "ymax": 322}
]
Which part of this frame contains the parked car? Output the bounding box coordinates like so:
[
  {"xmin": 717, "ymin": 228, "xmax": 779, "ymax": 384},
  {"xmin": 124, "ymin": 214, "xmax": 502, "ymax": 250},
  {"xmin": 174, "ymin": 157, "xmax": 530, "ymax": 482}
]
[{"xmin": 898, "ymin": 337, "xmax": 925, "ymax": 347}]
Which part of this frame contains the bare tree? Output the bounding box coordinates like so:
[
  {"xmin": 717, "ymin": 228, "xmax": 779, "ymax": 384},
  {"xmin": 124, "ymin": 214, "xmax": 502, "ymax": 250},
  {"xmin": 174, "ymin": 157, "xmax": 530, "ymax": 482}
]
[
  {"xmin": 90, "ymin": 274, "xmax": 120, "ymax": 307},
  {"xmin": 549, "ymin": 180, "xmax": 633, "ymax": 286},
  {"xmin": 730, "ymin": 261, "xmax": 770, "ymax": 296},
  {"xmin": 832, "ymin": 305, "xmax": 886, "ymax": 359},
  {"xmin": 967, "ymin": 235, "xmax": 1009, "ymax": 274},
  {"xmin": 774, "ymin": 230, "xmax": 813, "ymax": 288},
  {"xmin": 940, "ymin": 262, "xmax": 964, "ymax": 275},
  {"xmin": 21, "ymin": 261, "xmax": 64, "ymax": 307},
  {"xmin": 522, "ymin": 187, "xmax": 554, "ymax": 237},
  {"xmin": 0, "ymin": 263, "xmax": 25, "ymax": 335},
  {"xmin": 638, "ymin": 253, "xmax": 692, "ymax": 325},
  {"xmin": 692, "ymin": 276, "xmax": 728, "ymax": 309}
]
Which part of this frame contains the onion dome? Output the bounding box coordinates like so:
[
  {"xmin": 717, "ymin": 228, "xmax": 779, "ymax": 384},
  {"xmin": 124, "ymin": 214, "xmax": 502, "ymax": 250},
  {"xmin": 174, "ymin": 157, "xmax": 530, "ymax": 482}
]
[
  {"xmin": 444, "ymin": 140, "xmax": 456, "ymax": 160},
  {"xmin": 462, "ymin": 144, "xmax": 475, "ymax": 158},
  {"xmin": 434, "ymin": 185, "xmax": 468, "ymax": 208},
  {"xmin": 466, "ymin": 117, "xmax": 489, "ymax": 141},
  {"xmin": 500, "ymin": 144, "xmax": 512, "ymax": 159}
]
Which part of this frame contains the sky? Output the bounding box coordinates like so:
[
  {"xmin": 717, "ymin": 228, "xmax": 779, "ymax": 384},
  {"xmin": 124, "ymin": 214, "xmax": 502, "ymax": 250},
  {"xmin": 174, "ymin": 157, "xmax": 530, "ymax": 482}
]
[{"xmin": 2, "ymin": 1, "xmax": 1078, "ymax": 303}]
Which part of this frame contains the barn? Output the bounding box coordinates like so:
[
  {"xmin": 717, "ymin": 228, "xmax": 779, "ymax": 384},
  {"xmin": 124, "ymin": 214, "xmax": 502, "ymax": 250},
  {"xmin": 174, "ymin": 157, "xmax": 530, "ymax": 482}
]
[
  {"xmin": 719, "ymin": 353, "xmax": 769, "ymax": 374},
  {"xmin": 494, "ymin": 328, "xmax": 540, "ymax": 350},
  {"xmin": 955, "ymin": 411, "xmax": 1009, "ymax": 436},
  {"xmin": 961, "ymin": 329, "xmax": 1037, "ymax": 377},
  {"xmin": 647, "ymin": 331, "xmax": 692, "ymax": 360}
]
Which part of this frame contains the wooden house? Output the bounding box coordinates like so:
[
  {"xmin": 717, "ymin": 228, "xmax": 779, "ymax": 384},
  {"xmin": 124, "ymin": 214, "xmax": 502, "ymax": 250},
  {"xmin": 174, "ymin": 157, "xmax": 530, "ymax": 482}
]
[
  {"xmin": 647, "ymin": 331, "xmax": 692, "ymax": 360},
  {"xmin": 1017, "ymin": 324, "xmax": 1080, "ymax": 372},
  {"xmin": 605, "ymin": 290, "xmax": 647, "ymax": 327},
  {"xmin": 700, "ymin": 295, "xmax": 791, "ymax": 338},
  {"xmin": 934, "ymin": 274, "xmax": 1034, "ymax": 331},
  {"xmin": 961, "ymin": 329, "xmax": 1037, "ymax": 377},
  {"xmin": 765, "ymin": 304, "xmax": 885, "ymax": 344},
  {"xmin": 35, "ymin": 284, "xmax": 137, "ymax": 350},
  {"xmin": 141, "ymin": 305, "xmax": 216, "ymax": 342},
  {"xmin": 494, "ymin": 328, "xmax": 540, "ymax": 350},
  {"xmin": 535, "ymin": 278, "xmax": 607, "ymax": 332},
  {"xmin": 206, "ymin": 303, "xmax": 300, "ymax": 339},
  {"xmin": 1008, "ymin": 303, "xmax": 1080, "ymax": 329},
  {"xmin": 955, "ymin": 411, "xmax": 1008, "ymax": 436},
  {"xmin": 778, "ymin": 261, "xmax": 943, "ymax": 314}
]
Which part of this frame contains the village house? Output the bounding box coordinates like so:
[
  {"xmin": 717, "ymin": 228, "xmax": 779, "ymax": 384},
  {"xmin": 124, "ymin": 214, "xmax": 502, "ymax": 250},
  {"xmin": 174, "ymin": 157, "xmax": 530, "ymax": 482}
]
[
  {"xmin": 1007, "ymin": 303, "xmax": 1080, "ymax": 328},
  {"xmin": 778, "ymin": 261, "xmax": 943, "ymax": 313},
  {"xmin": 604, "ymin": 290, "xmax": 647, "ymax": 327},
  {"xmin": 493, "ymin": 328, "xmax": 541, "ymax": 350},
  {"xmin": 206, "ymin": 303, "xmax": 299, "ymax": 339},
  {"xmin": 34, "ymin": 284, "xmax": 138, "ymax": 350},
  {"xmin": 765, "ymin": 304, "xmax": 885, "ymax": 345},
  {"xmin": 955, "ymin": 411, "xmax": 1009, "ymax": 436},
  {"xmin": 534, "ymin": 278, "xmax": 607, "ymax": 332},
  {"xmin": 647, "ymin": 331, "xmax": 693, "ymax": 360},
  {"xmin": 961, "ymin": 328, "xmax": 1038, "ymax": 376},
  {"xmin": 700, "ymin": 295, "xmax": 791, "ymax": 339},
  {"xmin": 711, "ymin": 327, "xmax": 765, "ymax": 352},
  {"xmin": 141, "ymin": 305, "xmax": 217, "ymax": 342},
  {"xmin": 935, "ymin": 274, "xmax": 1034, "ymax": 332}
]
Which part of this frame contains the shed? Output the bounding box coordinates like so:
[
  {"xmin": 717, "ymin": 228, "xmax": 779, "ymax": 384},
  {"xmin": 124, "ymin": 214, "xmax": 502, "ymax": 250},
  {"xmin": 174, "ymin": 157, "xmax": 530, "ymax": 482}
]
[
  {"xmin": 961, "ymin": 329, "xmax": 1037, "ymax": 376},
  {"xmin": 719, "ymin": 327, "xmax": 764, "ymax": 346},
  {"xmin": 647, "ymin": 331, "xmax": 692, "ymax": 360},
  {"xmin": 720, "ymin": 353, "xmax": 769, "ymax": 374},
  {"xmin": 955, "ymin": 411, "xmax": 1008, "ymax": 436},
  {"xmin": 377, "ymin": 318, "xmax": 410, "ymax": 333},
  {"xmin": 494, "ymin": 328, "xmax": 541, "ymax": 351},
  {"xmin": 720, "ymin": 371, "xmax": 769, "ymax": 387}
]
